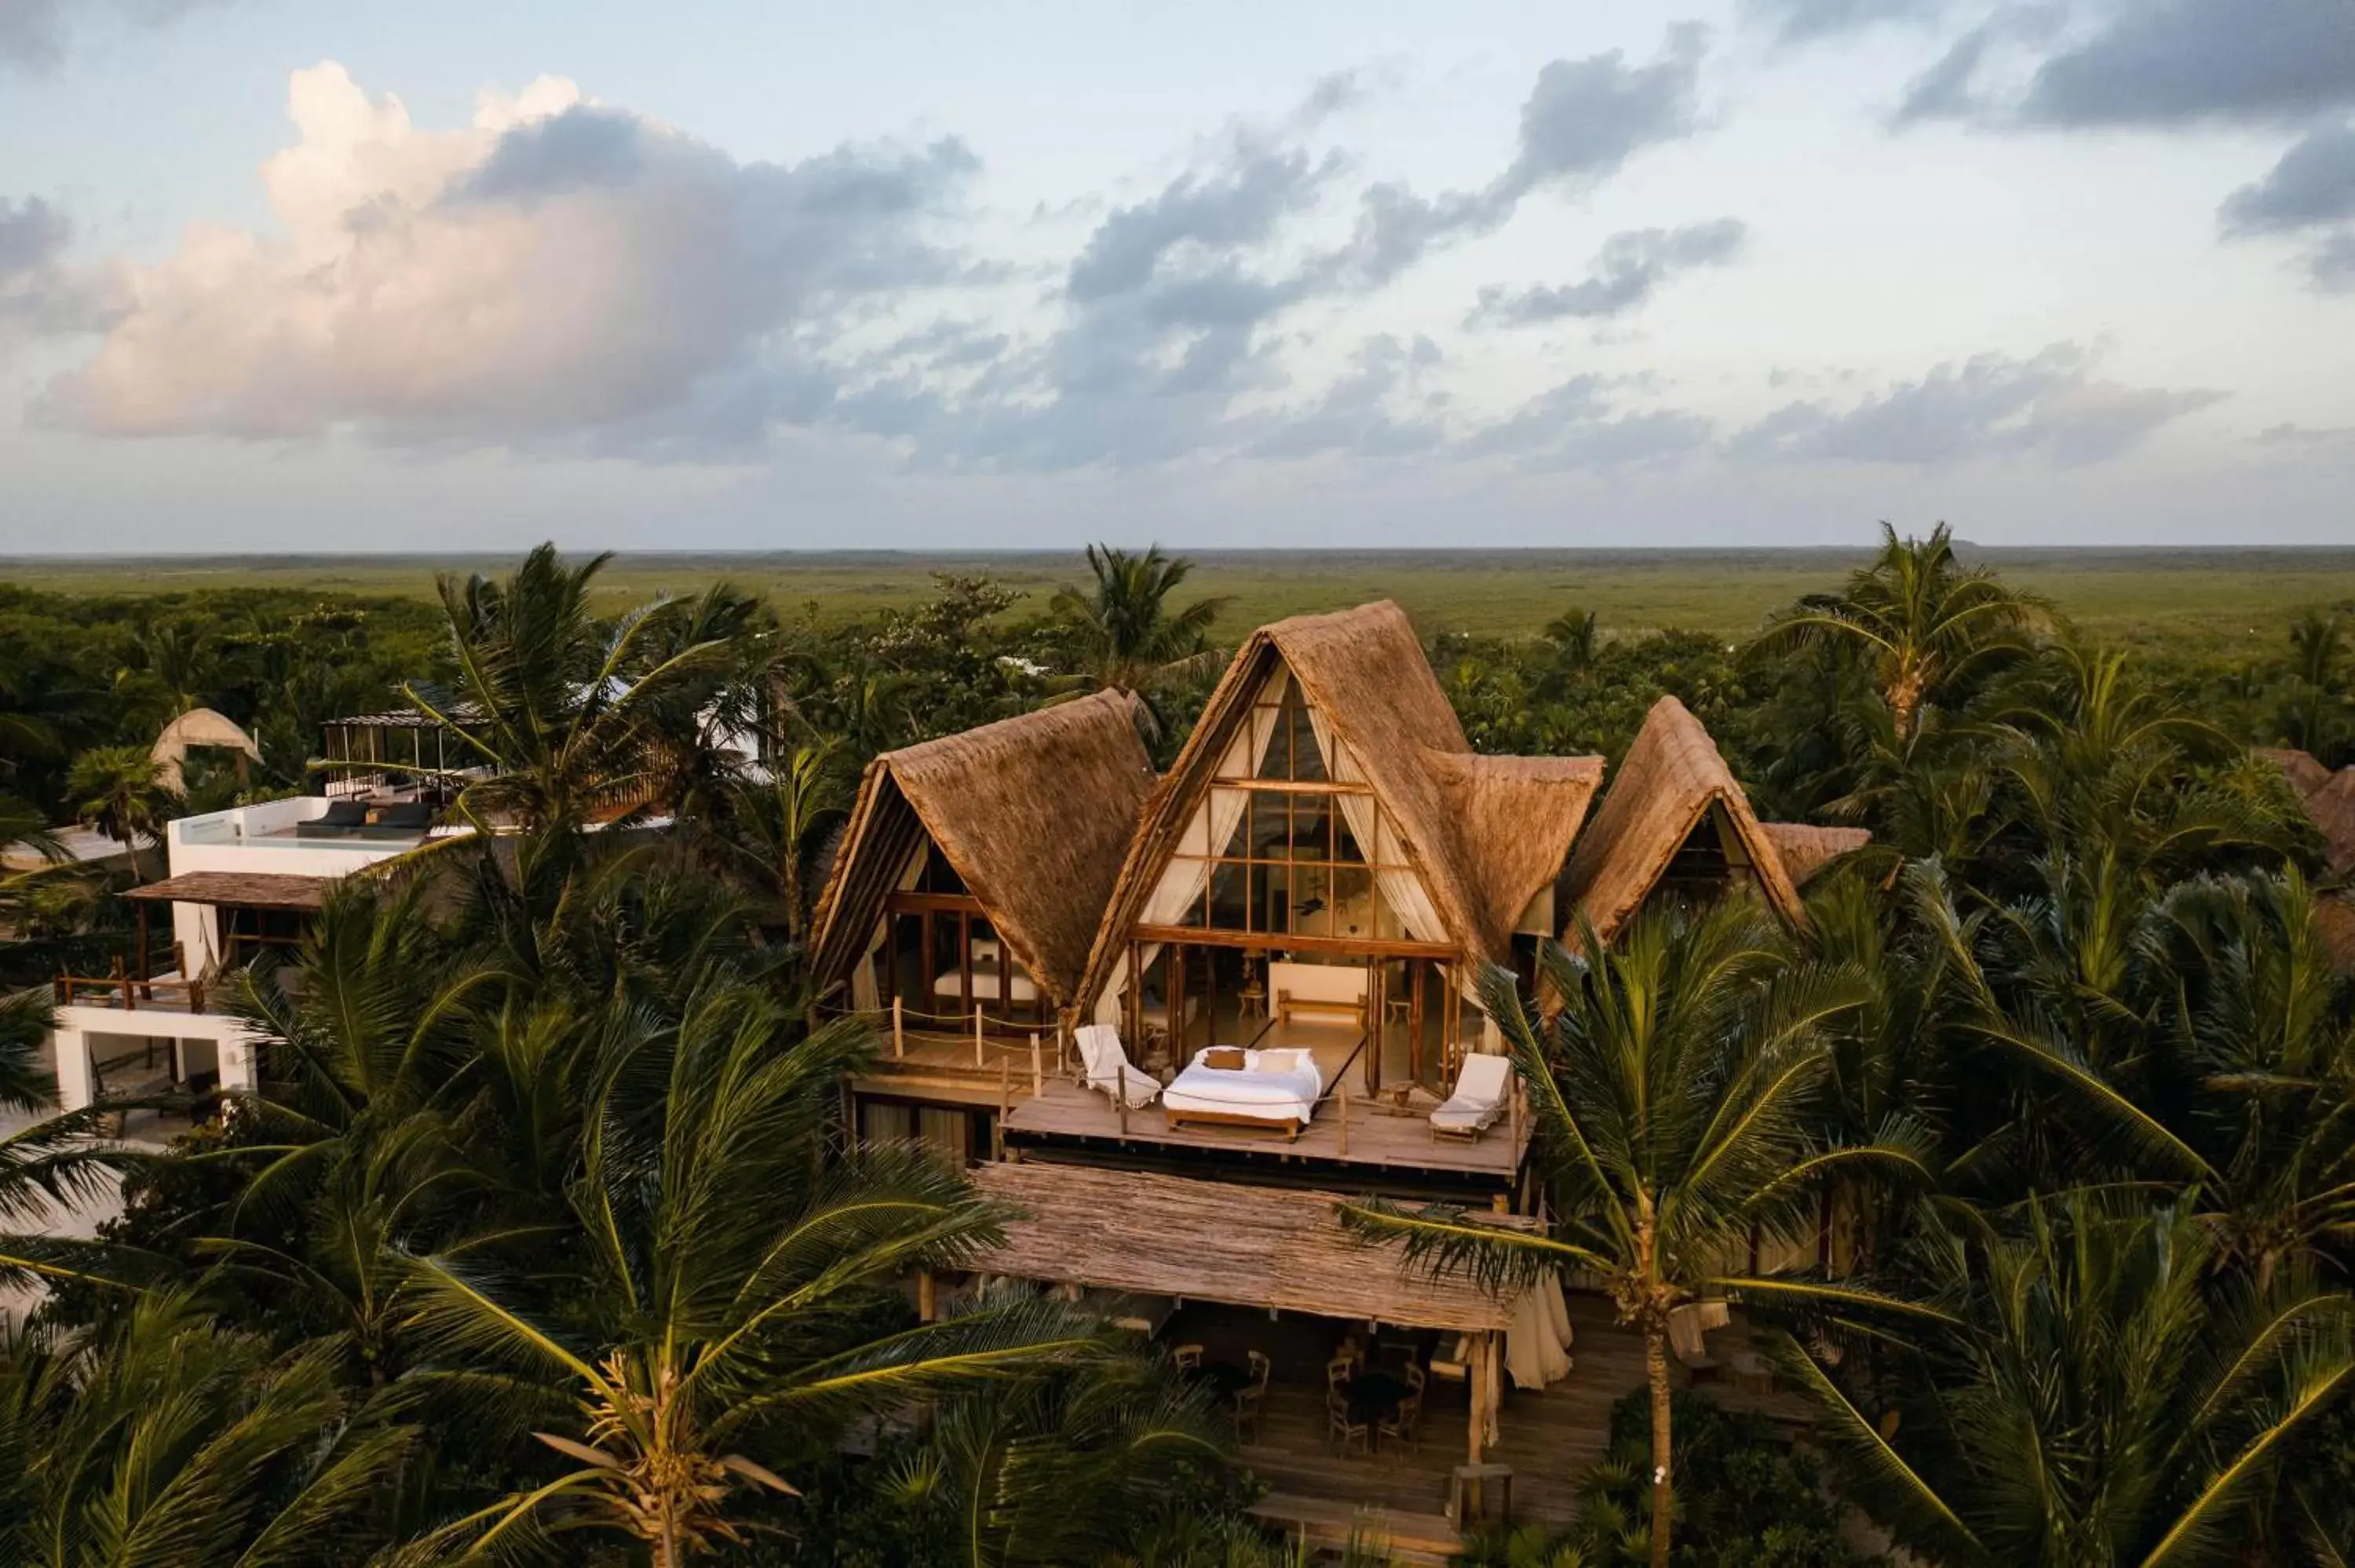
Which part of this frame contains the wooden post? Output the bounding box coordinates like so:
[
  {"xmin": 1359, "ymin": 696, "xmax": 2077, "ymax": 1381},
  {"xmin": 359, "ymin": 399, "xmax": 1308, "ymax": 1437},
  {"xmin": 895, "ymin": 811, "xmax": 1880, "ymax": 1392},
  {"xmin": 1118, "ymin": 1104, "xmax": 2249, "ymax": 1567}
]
[
  {"xmin": 134, "ymin": 902, "xmax": 150, "ymax": 982},
  {"xmin": 918, "ymin": 1271, "xmax": 937, "ymax": 1322},
  {"xmin": 1118, "ymin": 1078, "xmax": 1130, "ymax": 1136},
  {"xmin": 1338, "ymin": 1081, "xmax": 1349, "ymax": 1158},
  {"xmin": 1029, "ymin": 1032, "xmax": 1042, "ymax": 1097},
  {"xmin": 974, "ymin": 1007, "xmax": 987, "ymax": 1067},
  {"xmin": 1468, "ymin": 1334, "xmax": 1486, "ymax": 1464},
  {"xmin": 995, "ymin": 1061, "xmax": 1010, "ymax": 1161},
  {"xmin": 893, "ymin": 997, "xmax": 904, "ymax": 1058}
]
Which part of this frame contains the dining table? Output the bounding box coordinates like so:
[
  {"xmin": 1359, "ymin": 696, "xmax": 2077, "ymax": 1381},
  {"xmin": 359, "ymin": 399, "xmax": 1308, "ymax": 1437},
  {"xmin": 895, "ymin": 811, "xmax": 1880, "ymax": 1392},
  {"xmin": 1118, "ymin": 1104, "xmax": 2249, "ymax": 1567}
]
[
  {"xmin": 1198, "ymin": 1360, "xmax": 1255, "ymax": 1400},
  {"xmin": 1345, "ymin": 1368, "xmax": 1411, "ymax": 1435}
]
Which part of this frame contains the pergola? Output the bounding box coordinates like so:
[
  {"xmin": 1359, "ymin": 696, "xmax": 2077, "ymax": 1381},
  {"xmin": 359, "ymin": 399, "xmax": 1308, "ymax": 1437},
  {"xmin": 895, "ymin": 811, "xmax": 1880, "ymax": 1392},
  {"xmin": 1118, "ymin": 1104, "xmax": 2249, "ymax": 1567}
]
[
  {"xmin": 121, "ymin": 872, "xmax": 330, "ymax": 979},
  {"xmin": 968, "ymin": 1160, "xmax": 1524, "ymax": 1463}
]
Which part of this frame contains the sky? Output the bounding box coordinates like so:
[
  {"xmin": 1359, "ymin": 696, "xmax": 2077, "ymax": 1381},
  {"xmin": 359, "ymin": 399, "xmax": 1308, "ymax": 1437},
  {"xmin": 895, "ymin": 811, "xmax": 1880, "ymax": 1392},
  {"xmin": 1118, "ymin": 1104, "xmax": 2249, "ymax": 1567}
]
[{"xmin": 1, "ymin": 0, "xmax": 2352, "ymax": 552}]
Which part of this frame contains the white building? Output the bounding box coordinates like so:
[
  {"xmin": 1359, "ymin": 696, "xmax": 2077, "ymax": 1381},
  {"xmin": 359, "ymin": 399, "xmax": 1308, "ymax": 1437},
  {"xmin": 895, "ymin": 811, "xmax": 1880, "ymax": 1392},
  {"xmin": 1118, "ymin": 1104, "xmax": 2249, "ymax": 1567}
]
[{"xmin": 49, "ymin": 795, "xmax": 459, "ymax": 1115}]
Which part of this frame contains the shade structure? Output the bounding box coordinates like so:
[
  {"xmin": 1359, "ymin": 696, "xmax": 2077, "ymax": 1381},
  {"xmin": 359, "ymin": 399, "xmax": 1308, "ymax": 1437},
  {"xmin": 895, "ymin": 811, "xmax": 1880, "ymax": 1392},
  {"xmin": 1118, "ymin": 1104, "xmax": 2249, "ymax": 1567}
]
[{"xmin": 970, "ymin": 1160, "xmax": 1519, "ymax": 1333}]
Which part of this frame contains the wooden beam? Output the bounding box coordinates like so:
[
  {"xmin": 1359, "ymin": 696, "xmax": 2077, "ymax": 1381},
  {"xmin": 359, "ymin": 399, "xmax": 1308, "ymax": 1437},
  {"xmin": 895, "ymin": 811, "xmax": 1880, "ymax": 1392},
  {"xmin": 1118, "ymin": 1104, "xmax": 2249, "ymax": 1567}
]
[{"xmin": 1133, "ymin": 924, "xmax": 1457, "ymax": 960}]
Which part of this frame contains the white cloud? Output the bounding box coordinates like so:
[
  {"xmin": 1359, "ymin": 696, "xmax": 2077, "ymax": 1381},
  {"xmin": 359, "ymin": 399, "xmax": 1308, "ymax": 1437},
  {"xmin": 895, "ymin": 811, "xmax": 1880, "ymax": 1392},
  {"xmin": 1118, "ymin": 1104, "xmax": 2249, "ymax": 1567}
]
[
  {"xmin": 1729, "ymin": 342, "xmax": 2225, "ymax": 467},
  {"xmin": 37, "ymin": 63, "xmax": 980, "ymax": 456}
]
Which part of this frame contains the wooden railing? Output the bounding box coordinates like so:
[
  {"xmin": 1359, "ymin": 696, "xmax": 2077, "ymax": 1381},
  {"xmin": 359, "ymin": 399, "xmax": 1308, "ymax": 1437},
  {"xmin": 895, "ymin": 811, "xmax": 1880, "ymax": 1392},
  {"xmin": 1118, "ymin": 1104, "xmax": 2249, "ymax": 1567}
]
[{"xmin": 54, "ymin": 963, "xmax": 214, "ymax": 1015}]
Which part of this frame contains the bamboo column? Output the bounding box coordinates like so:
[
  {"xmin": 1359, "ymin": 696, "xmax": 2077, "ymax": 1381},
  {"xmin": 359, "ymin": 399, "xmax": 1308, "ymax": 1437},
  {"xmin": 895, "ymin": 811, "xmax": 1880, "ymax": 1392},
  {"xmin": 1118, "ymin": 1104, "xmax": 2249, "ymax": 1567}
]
[
  {"xmin": 1029, "ymin": 1032, "xmax": 1042, "ymax": 1097},
  {"xmin": 893, "ymin": 997, "xmax": 904, "ymax": 1058},
  {"xmin": 974, "ymin": 1007, "xmax": 985, "ymax": 1067},
  {"xmin": 1337, "ymin": 1082, "xmax": 1349, "ymax": 1158}
]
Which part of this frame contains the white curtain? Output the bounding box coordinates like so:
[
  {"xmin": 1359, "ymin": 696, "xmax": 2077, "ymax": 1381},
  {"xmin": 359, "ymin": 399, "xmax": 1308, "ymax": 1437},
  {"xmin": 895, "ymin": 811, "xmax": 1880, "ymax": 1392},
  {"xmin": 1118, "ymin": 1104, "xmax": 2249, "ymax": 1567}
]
[
  {"xmin": 1096, "ymin": 675, "xmax": 1287, "ymax": 1026},
  {"xmin": 851, "ymin": 844, "xmax": 927, "ymax": 1012},
  {"xmin": 1305, "ymin": 702, "xmax": 1489, "ymax": 1023},
  {"xmin": 1505, "ymin": 1271, "xmax": 1575, "ymax": 1389},
  {"xmin": 1305, "ymin": 705, "xmax": 1449, "ymax": 947}
]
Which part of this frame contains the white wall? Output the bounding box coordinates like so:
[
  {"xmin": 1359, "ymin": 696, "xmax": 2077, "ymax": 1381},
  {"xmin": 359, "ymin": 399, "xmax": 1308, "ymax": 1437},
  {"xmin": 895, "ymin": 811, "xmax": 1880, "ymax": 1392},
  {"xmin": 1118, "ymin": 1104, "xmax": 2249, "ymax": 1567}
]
[{"xmin": 162, "ymin": 797, "xmax": 436, "ymax": 974}]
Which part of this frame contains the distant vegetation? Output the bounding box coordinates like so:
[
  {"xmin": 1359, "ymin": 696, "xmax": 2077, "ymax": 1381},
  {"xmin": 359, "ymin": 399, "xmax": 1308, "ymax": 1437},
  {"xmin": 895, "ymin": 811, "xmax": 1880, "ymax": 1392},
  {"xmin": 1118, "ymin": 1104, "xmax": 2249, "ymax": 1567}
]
[{"xmin": 0, "ymin": 531, "xmax": 2351, "ymax": 1564}]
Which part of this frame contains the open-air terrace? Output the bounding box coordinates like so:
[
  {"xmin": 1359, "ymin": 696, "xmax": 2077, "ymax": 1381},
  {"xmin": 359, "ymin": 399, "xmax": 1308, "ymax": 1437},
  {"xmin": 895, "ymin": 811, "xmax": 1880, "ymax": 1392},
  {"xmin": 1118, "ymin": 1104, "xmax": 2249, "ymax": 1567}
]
[{"xmin": 858, "ymin": 1007, "xmax": 1528, "ymax": 1186}]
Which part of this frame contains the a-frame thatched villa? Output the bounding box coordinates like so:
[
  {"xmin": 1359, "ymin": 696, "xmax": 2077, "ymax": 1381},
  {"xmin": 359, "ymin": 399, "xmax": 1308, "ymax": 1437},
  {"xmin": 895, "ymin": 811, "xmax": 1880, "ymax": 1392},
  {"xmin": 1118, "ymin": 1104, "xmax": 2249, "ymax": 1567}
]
[{"xmin": 804, "ymin": 602, "xmax": 1861, "ymax": 1547}]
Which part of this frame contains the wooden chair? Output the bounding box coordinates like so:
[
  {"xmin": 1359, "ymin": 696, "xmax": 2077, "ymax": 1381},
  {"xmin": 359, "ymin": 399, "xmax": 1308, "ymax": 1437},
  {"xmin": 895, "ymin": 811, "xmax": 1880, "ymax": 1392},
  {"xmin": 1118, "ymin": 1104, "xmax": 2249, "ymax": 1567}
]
[
  {"xmin": 1326, "ymin": 1390, "xmax": 1371, "ymax": 1458},
  {"xmin": 1325, "ymin": 1354, "xmax": 1356, "ymax": 1393},
  {"xmin": 1173, "ymin": 1343, "xmax": 1203, "ymax": 1373},
  {"xmin": 1379, "ymin": 1364, "xmax": 1426, "ymax": 1456},
  {"xmin": 1233, "ymin": 1350, "xmax": 1271, "ymax": 1443}
]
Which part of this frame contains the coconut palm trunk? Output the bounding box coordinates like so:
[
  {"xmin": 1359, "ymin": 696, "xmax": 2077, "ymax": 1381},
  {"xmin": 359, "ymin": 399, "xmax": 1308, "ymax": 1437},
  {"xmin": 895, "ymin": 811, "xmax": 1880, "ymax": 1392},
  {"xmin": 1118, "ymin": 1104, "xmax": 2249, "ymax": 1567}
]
[{"xmin": 1338, "ymin": 903, "xmax": 1940, "ymax": 1568}]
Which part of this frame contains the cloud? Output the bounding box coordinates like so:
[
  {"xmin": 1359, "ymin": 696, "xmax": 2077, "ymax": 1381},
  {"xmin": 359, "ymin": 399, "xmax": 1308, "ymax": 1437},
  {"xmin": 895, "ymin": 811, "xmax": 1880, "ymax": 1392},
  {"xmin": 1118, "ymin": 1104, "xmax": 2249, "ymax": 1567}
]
[
  {"xmin": 2255, "ymin": 421, "xmax": 2355, "ymax": 449},
  {"xmin": 2018, "ymin": 0, "xmax": 2355, "ymax": 129},
  {"xmin": 1729, "ymin": 343, "xmax": 2225, "ymax": 466},
  {"xmin": 1470, "ymin": 217, "xmax": 1747, "ymax": 326},
  {"xmin": 0, "ymin": 195, "xmax": 123, "ymax": 337},
  {"xmin": 2222, "ymin": 122, "xmax": 2355, "ymax": 235},
  {"xmin": 1, "ymin": 0, "xmax": 231, "ymax": 72},
  {"xmin": 1462, "ymin": 374, "xmax": 1715, "ymax": 470},
  {"xmin": 1743, "ymin": 0, "xmax": 1953, "ymax": 46},
  {"xmin": 1317, "ymin": 25, "xmax": 1711, "ymax": 290},
  {"xmin": 1245, "ymin": 334, "xmax": 1448, "ymax": 459},
  {"xmin": 35, "ymin": 64, "xmax": 980, "ymax": 454},
  {"xmin": 2310, "ymin": 228, "xmax": 2355, "ymax": 292}
]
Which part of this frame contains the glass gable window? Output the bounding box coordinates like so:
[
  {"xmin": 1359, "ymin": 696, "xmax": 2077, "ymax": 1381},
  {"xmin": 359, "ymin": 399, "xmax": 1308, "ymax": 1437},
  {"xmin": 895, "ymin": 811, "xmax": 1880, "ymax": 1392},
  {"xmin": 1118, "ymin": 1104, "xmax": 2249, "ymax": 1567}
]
[{"xmin": 1170, "ymin": 674, "xmax": 1417, "ymax": 940}]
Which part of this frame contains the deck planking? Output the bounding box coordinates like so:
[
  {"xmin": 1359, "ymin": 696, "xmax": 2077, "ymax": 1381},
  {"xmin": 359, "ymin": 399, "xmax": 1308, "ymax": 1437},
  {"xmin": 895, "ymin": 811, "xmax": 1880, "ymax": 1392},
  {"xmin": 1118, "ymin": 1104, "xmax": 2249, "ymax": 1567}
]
[{"xmin": 1004, "ymin": 1075, "xmax": 1527, "ymax": 1180}]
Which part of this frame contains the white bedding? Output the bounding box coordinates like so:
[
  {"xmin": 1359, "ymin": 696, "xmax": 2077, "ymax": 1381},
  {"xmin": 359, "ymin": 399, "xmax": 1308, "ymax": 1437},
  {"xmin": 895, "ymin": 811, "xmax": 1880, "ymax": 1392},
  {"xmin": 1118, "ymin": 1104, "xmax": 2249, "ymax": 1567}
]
[
  {"xmin": 1163, "ymin": 1046, "xmax": 1324, "ymax": 1125},
  {"xmin": 932, "ymin": 962, "xmax": 1041, "ymax": 1004}
]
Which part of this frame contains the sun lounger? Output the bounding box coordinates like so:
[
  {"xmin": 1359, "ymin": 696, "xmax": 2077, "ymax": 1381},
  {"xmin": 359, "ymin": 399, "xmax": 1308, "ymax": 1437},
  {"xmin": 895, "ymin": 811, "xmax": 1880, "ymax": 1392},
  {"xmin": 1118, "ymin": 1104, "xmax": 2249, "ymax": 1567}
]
[
  {"xmin": 306, "ymin": 799, "xmax": 370, "ymax": 836},
  {"xmin": 1075, "ymin": 1023, "xmax": 1160, "ymax": 1110},
  {"xmin": 1429, "ymin": 1052, "xmax": 1511, "ymax": 1140}
]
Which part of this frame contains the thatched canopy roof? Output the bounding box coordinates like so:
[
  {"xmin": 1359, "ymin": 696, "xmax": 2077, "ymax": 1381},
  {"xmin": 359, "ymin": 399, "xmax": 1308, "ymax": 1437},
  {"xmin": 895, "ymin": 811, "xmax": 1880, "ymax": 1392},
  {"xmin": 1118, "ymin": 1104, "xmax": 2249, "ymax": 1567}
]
[
  {"xmin": 1760, "ymin": 822, "xmax": 1873, "ymax": 884},
  {"xmin": 1077, "ymin": 603, "xmax": 1604, "ymax": 1007},
  {"xmin": 807, "ymin": 691, "xmax": 1156, "ymax": 1011},
  {"xmin": 150, "ymin": 708, "xmax": 261, "ymax": 793},
  {"xmin": 122, "ymin": 871, "xmax": 330, "ymax": 910},
  {"xmin": 1558, "ymin": 696, "xmax": 1806, "ymax": 942},
  {"xmin": 971, "ymin": 1161, "xmax": 1517, "ymax": 1332}
]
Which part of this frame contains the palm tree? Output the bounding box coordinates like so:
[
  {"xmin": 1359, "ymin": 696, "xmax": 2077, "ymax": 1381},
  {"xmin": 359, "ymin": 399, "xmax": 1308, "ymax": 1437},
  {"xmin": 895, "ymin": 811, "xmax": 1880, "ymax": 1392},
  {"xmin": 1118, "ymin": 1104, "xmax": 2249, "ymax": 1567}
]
[
  {"xmin": 1754, "ymin": 523, "xmax": 2040, "ymax": 745},
  {"xmin": 400, "ymin": 997, "xmax": 1116, "ymax": 1566},
  {"xmin": 0, "ymin": 1290, "xmax": 418, "ymax": 1564},
  {"xmin": 1047, "ymin": 545, "xmax": 1225, "ymax": 718},
  {"xmin": 1787, "ymin": 1195, "xmax": 2355, "ymax": 1567},
  {"xmin": 0, "ymin": 987, "xmax": 155, "ymax": 1297},
  {"xmin": 64, "ymin": 745, "xmax": 175, "ymax": 883},
  {"xmin": 1339, "ymin": 902, "xmax": 1940, "ymax": 1568},
  {"xmin": 402, "ymin": 544, "xmax": 746, "ymax": 833},
  {"xmin": 878, "ymin": 1356, "xmax": 1227, "ymax": 1565},
  {"xmin": 2283, "ymin": 607, "xmax": 2349, "ymax": 760},
  {"xmin": 722, "ymin": 739, "xmax": 852, "ymax": 942},
  {"xmin": 2155, "ymin": 869, "xmax": 2355, "ymax": 1290}
]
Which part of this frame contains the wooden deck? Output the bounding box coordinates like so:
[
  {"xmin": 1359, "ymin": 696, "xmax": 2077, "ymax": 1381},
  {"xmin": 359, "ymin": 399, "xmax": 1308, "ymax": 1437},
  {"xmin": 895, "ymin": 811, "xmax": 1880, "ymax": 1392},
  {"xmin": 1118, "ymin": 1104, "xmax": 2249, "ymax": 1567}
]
[
  {"xmin": 861, "ymin": 1023, "xmax": 1528, "ymax": 1184},
  {"xmin": 1179, "ymin": 1295, "xmax": 1815, "ymax": 1552},
  {"xmin": 1004, "ymin": 1075, "xmax": 1528, "ymax": 1182}
]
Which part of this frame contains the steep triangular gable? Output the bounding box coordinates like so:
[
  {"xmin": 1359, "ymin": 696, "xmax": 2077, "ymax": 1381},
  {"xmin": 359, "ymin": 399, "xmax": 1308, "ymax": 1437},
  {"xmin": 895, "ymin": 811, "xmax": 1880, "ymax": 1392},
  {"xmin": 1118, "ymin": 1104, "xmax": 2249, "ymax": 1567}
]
[
  {"xmin": 1076, "ymin": 602, "xmax": 1601, "ymax": 1016},
  {"xmin": 808, "ymin": 690, "xmax": 1156, "ymax": 1009},
  {"xmin": 1558, "ymin": 695, "xmax": 1806, "ymax": 943}
]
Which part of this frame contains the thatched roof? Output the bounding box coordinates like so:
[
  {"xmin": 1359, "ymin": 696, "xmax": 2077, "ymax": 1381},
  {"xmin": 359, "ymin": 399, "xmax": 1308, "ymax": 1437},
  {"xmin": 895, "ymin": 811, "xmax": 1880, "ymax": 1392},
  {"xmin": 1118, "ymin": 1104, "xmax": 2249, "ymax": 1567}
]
[
  {"xmin": 1558, "ymin": 696, "xmax": 1806, "ymax": 942},
  {"xmin": 2261, "ymin": 747, "xmax": 2335, "ymax": 799},
  {"xmin": 1076, "ymin": 603, "xmax": 1605, "ymax": 1007},
  {"xmin": 150, "ymin": 708, "xmax": 261, "ymax": 793},
  {"xmin": 2317, "ymin": 896, "xmax": 2355, "ymax": 972},
  {"xmin": 1428, "ymin": 751, "xmax": 1606, "ymax": 932},
  {"xmin": 807, "ymin": 691, "xmax": 1156, "ymax": 1011},
  {"xmin": 1760, "ymin": 822, "xmax": 1873, "ymax": 884},
  {"xmin": 971, "ymin": 1161, "xmax": 1517, "ymax": 1332},
  {"xmin": 122, "ymin": 871, "xmax": 330, "ymax": 910},
  {"xmin": 2258, "ymin": 748, "xmax": 2355, "ymax": 875}
]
